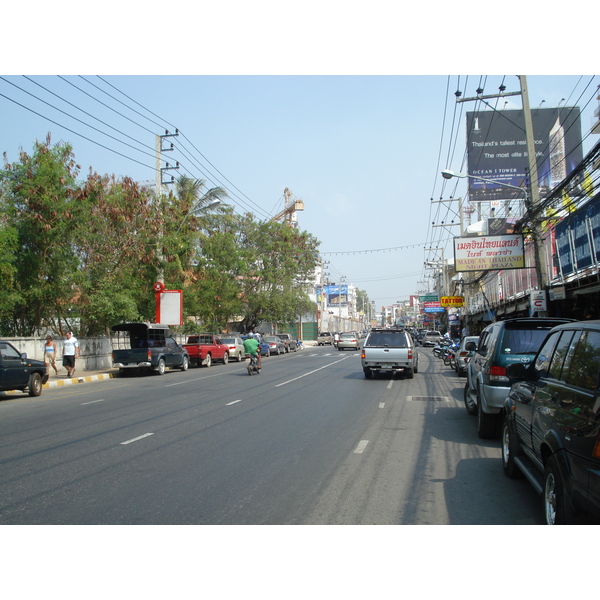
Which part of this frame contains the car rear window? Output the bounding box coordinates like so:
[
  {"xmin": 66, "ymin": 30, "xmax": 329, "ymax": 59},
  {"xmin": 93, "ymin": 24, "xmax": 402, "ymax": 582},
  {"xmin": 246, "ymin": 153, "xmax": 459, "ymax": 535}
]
[
  {"xmin": 500, "ymin": 326, "xmax": 555, "ymax": 355},
  {"xmin": 365, "ymin": 332, "xmax": 408, "ymax": 347}
]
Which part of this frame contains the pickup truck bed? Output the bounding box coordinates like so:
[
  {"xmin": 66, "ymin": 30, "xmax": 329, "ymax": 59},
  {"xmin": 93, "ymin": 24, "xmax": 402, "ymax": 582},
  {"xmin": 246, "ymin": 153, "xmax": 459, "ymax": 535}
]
[{"xmin": 361, "ymin": 328, "xmax": 418, "ymax": 379}]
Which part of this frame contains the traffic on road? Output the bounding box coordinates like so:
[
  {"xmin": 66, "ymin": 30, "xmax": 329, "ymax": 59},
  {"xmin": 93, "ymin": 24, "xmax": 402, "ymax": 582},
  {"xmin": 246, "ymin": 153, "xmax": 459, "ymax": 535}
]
[{"xmin": 6, "ymin": 320, "xmax": 597, "ymax": 525}]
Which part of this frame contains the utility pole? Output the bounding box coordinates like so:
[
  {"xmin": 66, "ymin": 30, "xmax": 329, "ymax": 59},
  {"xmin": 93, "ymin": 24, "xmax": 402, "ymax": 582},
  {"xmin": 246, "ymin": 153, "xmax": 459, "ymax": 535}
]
[
  {"xmin": 456, "ymin": 76, "xmax": 548, "ymax": 293},
  {"xmin": 519, "ymin": 76, "xmax": 548, "ymax": 293},
  {"xmin": 155, "ymin": 130, "xmax": 179, "ymax": 285}
]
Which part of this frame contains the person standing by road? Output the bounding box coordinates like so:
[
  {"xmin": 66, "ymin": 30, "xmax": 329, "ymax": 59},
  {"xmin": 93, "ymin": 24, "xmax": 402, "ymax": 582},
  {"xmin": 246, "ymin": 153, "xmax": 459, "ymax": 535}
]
[
  {"xmin": 62, "ymin": 331, "xmax": 80, "ymax": 378},
  {"xmin": 44, "ymin": 335, "xmax": 59, "ymax": 377}
]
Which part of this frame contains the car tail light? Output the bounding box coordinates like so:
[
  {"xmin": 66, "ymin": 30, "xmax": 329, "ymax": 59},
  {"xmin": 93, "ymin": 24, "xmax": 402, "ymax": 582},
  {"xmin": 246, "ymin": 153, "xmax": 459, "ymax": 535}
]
[
  {"xmin": 361, "ymin": 351, "xmax": 366, "ymax": 359},
  {"xmin": 407, "ymin": 350, "xmax": 413, "ymax": 360},
  {"xmin": 147, "ymin": 350, "xmax": 152, "ymax": 361},
  {"xmin": 490, "ymin": 365, "xmax": 508, "ymax": 382},
  {"xmin": 593, "ymin": 439, "xmax": 600, "ymax": 459},
  {"xmin": 459, "ymin": 351, "xmax": 469, "ymax": 358}
]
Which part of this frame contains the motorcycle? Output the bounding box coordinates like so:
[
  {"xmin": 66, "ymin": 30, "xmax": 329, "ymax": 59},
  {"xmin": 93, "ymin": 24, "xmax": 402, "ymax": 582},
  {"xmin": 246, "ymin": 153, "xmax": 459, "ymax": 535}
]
[
  {"xmin": 246, "ymin": 354, "xmax": 260, "ymax": 375},
  {"xmin": 433, "ymin": 340, "xmax": 450, "ymax": 358},
  {"xmin": 443, "ymin": 341, "xmax": 460, "ymax": 368}
]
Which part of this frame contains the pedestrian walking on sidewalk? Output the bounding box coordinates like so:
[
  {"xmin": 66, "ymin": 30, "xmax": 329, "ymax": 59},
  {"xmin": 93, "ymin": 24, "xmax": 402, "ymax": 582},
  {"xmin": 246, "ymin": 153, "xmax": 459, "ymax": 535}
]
[
  {"xmin": 62, "ymin": 331, "xmax": 80, "ymax": 378},
  {"xmin": 44, "ymin": 335, "xmax": 59, "ymax": 377}
]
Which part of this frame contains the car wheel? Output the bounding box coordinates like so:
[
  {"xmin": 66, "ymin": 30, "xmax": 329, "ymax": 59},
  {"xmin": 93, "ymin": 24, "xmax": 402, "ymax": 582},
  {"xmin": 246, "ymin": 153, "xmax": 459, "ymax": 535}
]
[
  {"xmin": 204, "ymin": 354, "xmax": 212, "ymax": 368},
  {"xmin": 463, "ymin": 383, "xmax": 478, "ymax": 416},
  {"xmin": 363, "ymin": 368, "xmax": 372, "ymax": 379},
  {"xmin": 477, "ymin": 390, "xmax": 500, "ymax": 439},
  {"xmin": 501, "ymin": 419, "xmax": 522, "ymax": 479},
  {"xmin": 180, "ymin": 356, "xmax": 189, "ymax": 372},
  {"xmin": 543, "ymin": 456, "xmax": 570, "ymax": 525},
  {"xmin": 223, "ymin": 352, "xmax": 229, "ymax": 365},
  {"xmin": 156, "ymin": 358, "xmax": 166, "ymax": 376},
  {"xmin": 405, "ymin": 367, "xmax": 414, "ymax": 379},
  {"xmin": 414, "ymin": 359, "xmax": 418, "ymax": 374},
  {"xmin": 237, "ymin": 352, "xmax": 243, "ymax": 362},
  {"xmin": 28, "ymin": 372, "xmax": 43, "ymax": 396}
]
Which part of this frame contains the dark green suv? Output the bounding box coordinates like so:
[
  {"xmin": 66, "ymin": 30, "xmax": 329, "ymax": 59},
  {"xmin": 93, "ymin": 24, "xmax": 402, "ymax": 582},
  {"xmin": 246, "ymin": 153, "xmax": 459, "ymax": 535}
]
[
  {"xmin": 464, "ymin": 317, "xmax": 574, "ymax": 438},
  {"xmin": 502, "ymin": 320, "xmax": 600, "ymax": 524}
]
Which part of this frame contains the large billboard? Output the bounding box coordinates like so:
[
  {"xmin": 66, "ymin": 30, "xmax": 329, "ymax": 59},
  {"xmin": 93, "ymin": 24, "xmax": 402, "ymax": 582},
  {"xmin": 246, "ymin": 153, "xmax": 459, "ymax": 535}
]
[
  {"xmin": 325, "ymin": 284, "xmax": 348, "ymax": 306},
  {"xmin": 466, "ymin": 107, "xmax": 582, "ymax": 202}
]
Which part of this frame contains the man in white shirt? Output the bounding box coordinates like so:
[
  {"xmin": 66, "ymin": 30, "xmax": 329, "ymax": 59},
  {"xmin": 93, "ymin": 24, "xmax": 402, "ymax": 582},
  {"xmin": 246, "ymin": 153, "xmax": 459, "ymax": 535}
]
[{"xmin": 63, "ymin": 331, "xmax": 80, "ymax": 378}]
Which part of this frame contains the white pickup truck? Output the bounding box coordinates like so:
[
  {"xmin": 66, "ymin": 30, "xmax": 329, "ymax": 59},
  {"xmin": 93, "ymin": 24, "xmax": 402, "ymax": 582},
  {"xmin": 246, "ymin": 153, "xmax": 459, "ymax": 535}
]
[{"xmin": 361, "ymin": 327, "xmax": 419, "ymax": 379}]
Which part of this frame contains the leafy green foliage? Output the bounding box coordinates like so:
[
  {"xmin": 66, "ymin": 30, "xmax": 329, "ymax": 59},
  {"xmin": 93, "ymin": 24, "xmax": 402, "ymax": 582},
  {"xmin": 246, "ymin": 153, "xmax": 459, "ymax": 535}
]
[{"xmin": 0, "ymin": 139, "xmax": 322, "ymax": 336}]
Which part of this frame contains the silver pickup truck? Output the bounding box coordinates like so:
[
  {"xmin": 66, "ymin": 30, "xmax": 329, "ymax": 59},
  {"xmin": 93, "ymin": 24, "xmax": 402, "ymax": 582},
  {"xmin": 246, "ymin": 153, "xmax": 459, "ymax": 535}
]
[{"xmin": 361, "ymin": 327, "xmax": 418, "ymax": 379}]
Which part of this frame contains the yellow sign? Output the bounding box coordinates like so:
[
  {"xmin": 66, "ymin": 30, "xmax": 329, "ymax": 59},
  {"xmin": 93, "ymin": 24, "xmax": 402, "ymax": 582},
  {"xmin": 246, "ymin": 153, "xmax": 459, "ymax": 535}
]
[{"xmin": 441, "ymin": 296, "xmax": 464, "ymax": 307}]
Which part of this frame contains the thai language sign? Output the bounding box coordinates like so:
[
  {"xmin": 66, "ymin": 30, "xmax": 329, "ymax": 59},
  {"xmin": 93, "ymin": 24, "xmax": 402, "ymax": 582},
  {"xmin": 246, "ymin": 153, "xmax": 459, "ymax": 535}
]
[{"xmin": 454, "ymin": 234, "xmax": 525, "ymax": 272}]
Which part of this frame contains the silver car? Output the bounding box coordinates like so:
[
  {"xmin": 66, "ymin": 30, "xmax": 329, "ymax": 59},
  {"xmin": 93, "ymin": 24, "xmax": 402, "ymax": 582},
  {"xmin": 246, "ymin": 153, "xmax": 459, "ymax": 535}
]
[
  {"xmin": 264, "ymin": 336, "xmax": 287, "ymax": 355},
  {"xmin": 337, "ymin": 332, "xmax": 360, "ymax": 351},
  {"xmin": 220, "ymin": 337, "xmax": 246, "ymax": 362},
  {"xmin": 422, "ymin": 331, "xmax": 443, "ymax": 347}
]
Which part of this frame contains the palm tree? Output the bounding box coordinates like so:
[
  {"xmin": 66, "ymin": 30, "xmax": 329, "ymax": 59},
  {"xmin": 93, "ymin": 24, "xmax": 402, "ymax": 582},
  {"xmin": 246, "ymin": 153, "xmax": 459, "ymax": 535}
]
[{"xmin": 173, "ymin": 175, "xmax": 228, "ymax": 234}]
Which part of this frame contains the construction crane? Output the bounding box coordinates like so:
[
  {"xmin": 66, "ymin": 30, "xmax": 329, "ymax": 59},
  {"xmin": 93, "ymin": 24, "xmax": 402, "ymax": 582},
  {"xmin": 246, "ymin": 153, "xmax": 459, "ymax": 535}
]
[{"xmin": 271, "ymin": 187, "xmax": 305, "ymax": 226}]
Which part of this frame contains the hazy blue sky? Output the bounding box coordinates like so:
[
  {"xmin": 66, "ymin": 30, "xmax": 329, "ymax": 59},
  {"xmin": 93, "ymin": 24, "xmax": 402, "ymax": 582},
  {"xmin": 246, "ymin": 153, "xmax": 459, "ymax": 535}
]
[
  {"xmin": 3, "ymin": 74, "xmax": 598, "ymax": 306},
  {"xmin": 3, "ymin": 5, "xmax": 598, "ymax": 307}
]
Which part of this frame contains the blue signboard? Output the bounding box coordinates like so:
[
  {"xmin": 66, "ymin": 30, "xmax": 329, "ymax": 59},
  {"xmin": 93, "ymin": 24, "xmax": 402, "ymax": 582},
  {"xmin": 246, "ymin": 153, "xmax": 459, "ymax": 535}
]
[{"xmin": 325, "ymin": 284, "xmax": 348, "ymax": 306}]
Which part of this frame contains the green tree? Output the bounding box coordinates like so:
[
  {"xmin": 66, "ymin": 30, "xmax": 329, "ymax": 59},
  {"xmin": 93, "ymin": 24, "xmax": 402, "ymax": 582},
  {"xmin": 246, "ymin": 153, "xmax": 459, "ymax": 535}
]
[
  {"xmin": 74, "ymin": 172, "xmax": 159, "ymax": 335},
  {"xmin": 0, "ymin": 136, "xmax": 81, "ymax": 335},
  {"xmin": 236, "ymin": 215, "xmax": 320, "ymax": 332}
]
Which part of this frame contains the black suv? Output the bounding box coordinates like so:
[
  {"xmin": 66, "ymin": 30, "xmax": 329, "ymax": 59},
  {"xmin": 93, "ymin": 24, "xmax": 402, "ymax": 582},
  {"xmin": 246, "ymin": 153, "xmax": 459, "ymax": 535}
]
[
  {"xmin": 464, "ymin": 317, "xmax": 574, "ymax": 438},
  {"xmin": 502, "ymin": 320, "xmax": 600, "ymax": 524}
]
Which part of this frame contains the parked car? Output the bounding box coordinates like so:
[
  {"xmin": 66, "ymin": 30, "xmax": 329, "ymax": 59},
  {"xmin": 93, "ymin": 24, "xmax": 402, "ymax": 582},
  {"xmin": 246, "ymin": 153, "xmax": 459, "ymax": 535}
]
[
  {"xmin": 464, "ymin": 317, "xmax": 575, "ymax": 438},
  {"xmin": 220, "ymin": 336, "xmax": 246, "ymax": 362},
  {"xmin": 0, "ymin": 340, "xmax": 49, "ymax": 396},
  {"xmin": 455, "ymin": 335, "xmax": 479, "ymax": 376},
  {"xmin": 111, "ymin": 322, "xmax": 189, "ymax": 375},
  {"xmin": 263, "ymin": 336, "xmax": 286, "ymax": 355},
  {"xmin": 337, "ymin": 332, "xmax": 360, "ymax": 351},
  {"xmin": 276, "ymin": 333, "xmax": 298, "ymax": 352},
  {"xmin": 422, "ymin": 331, "xmax": 443, "ymax": 347},
  {"xmin": 502, "ymin": 320, "xmax": 600, "ymax": 524},
  {"xmin": 183, "ymin": 333, "xmax": 230, "ymax": 367},
  {"xmin": 317, "ymin": 332, "xmax": 333, "ymax": 345}
]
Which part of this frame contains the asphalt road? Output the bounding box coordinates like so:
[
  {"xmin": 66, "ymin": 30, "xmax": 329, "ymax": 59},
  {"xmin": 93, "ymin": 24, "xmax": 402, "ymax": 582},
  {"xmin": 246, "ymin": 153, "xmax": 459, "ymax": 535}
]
[{"xmin": 0, "ymin": 344, "xmax": 543, "ymax": 524}]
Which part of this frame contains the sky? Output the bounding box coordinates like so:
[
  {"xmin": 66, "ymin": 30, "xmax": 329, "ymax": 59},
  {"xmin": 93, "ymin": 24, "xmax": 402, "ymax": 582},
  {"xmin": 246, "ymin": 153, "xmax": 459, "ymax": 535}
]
[
  {"xmin": 3, "ymin": 73, "xmax": 598, "ymax": 308},
  {"xmin": 3, "ymin": 5, "xmax": 598, "ymax": 312}
]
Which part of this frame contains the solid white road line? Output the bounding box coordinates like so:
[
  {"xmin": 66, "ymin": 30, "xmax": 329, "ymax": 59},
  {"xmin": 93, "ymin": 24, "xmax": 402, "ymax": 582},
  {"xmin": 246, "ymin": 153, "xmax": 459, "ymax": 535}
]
[
  {"xmin": 81, "ymin": 399, "xmax": 105, "ymax": 405},
  {"xmin": 226, "ymin": 399, "xmax": 242, "ymax": 406},
  {"xmin": 120, "ymin": 433, "xmax": 154, "ymax": 445}
]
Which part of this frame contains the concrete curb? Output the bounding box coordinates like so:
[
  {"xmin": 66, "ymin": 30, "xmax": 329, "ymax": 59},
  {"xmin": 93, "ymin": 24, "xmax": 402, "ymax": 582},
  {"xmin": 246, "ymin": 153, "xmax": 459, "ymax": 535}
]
[{"xmin": 45, "ymin": 373, "xmax": 116, "ymax": 388}]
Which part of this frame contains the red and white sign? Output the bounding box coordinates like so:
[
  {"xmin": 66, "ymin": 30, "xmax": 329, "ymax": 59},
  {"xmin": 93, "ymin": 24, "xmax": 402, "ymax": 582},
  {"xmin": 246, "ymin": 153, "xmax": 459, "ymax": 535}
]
[{"xmin": 156, "ymin": 290, "xmax": 183, "ymax": 325}]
